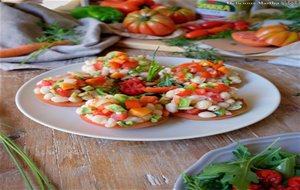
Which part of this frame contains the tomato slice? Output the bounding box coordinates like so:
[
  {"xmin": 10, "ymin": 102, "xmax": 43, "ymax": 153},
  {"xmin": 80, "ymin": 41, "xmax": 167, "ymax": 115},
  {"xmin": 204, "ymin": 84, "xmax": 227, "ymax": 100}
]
[
  {"xmin": 232, "ymin": 31, "xmax": 270, "ymax": 47},
  {"xmin": 142, "ymin": 86, "xmax": 178, "ymax": 94}
]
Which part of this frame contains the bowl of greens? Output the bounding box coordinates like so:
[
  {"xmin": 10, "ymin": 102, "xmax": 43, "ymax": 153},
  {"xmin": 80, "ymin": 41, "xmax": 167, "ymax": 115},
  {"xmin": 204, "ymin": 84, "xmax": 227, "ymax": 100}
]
[{"xmin": 174, "ymin": 132, "xmax": 300, "ymax": 190}]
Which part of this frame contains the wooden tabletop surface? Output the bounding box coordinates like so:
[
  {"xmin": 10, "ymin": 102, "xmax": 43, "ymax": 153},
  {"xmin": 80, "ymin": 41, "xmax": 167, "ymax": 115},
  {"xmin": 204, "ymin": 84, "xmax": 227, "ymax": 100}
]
[{"xmin": 1, "ymin": 48, "xmax": 299, "ymax": 190}]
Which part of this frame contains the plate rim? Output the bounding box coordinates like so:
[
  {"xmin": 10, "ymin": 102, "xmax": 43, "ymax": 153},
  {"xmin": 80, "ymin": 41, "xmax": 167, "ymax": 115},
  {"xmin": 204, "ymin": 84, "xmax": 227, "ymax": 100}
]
[
  {"xmin": 15, "ymin": 57, "xmax": 281, "ymax": 141},
  {"xmin": 173, "ymin": 132, "xmax": 300, "ymax": 190}
]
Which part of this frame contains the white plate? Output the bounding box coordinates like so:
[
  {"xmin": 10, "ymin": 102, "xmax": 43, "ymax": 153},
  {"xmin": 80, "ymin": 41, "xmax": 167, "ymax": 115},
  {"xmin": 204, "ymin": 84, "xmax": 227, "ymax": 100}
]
[
  {"xmin": 16, "ymin": 57, "xmax": 281, "ymax": 141},
  {"xmin": 174, "ymin": 132, "xmax": 300, "ymax": 190}
]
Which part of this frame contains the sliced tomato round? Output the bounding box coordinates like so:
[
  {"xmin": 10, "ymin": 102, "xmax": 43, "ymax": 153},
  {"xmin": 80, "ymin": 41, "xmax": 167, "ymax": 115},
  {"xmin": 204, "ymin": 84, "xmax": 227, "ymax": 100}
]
[
  {"xmin": 232, "ymin": 31, "xmax": 270, "ymax": 47},
  {"xmin": 35, "ymin": 94, "xmax": 84, "ymax": 107}
]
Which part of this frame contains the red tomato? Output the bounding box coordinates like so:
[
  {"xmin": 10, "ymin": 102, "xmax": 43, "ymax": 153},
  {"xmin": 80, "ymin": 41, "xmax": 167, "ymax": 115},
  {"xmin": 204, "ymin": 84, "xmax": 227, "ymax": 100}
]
[
  {"xmin": 93, "ymin": 62, "xmax": 103, "ymax": 70},
  {"xmin": 38, "ymin": 79, "xmax": 54, "ymax": 87},
  {"xmin": 55, "ymin": 88, "xmax": 71, "ymax": 97},
  {"xmin": 123, "ymin": 9, "xmax": 176, "ymax": 36},
  {"xmin": 184, "ymin": 108, "xmax": 200, "ymax": 115},
  {"xmin": 288, "ymin": 176, "xmax": 300, "ymax": 187},
  {"xmin": 195, "ymin": 88, "xmax": 206, "ymax": 95},
  {"xmin": 109, "ymin": 62, "xmax": 121, "ymax": 70},
  {"xmin": 256, "ymin": 170, "xmax": 283, "ymax": 187},
  {"xmin": 234, "ymin": 20, "xmax": 249, "ymax": 26},
  {"xmin": 75, "ymin": 79, "xmax": 86, "ymax": 87},
  {"xmin": 122, "ymin": 60, "xmax": 138, "ymax": 69},
  {"xmin": 270, "ymin": 185, "xmax": 288, "ymax": 190},
  {"xmin": 216, "ymin": 83, "xmax": 230, "ymax": 92},
  {"xmin": 154, "ymin": 5, "xmax": 196, "ymax": 24},
  {"xmin": 142, "ymin": 86, "xmax": 178, "ymax": 94},
  {"xmin": 232, "ymin": 31, "xmax": 270, "ymax": 47},
  {"xmin": 177, "ymin": 89, "xmax": 193, "ymax": 96},
  {"xmin": 111, "ymin": 113, "xmax": 128, "ymax": 121},
  {"xmin": 119, "ymin": 77, "xmax": 145, "ymax": 95},
  {"xmin": 209, "ymin": 94, "xmax": 223, "ymax": 102},
  {"xmin": 200, "ymin": 71, "xmax": 212, "ymax": 79},
  {"xmin": 101, "ymin": 109, "xmax": 113, "ymax": 117},
  {"xmin": 190, "ymin": 64, "xmax": 204, "ymax": 73}
]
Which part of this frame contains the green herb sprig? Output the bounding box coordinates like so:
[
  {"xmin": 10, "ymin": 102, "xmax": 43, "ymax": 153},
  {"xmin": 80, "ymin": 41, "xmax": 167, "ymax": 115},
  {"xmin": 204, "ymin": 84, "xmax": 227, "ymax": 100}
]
[
  {"xmin": 0, "ymin": 122, "xmax": 54, "ymax": 190},
  {"xmin": 147, "ymin": 47, "xmax": 162, "ymax": 82}
]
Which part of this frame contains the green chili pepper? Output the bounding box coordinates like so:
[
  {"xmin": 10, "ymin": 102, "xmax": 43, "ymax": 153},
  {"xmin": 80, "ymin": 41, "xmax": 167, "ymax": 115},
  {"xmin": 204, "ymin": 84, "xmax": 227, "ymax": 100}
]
[{"xmin": 71, "ymin": 6, "xmax": 124, "ymax": 23}]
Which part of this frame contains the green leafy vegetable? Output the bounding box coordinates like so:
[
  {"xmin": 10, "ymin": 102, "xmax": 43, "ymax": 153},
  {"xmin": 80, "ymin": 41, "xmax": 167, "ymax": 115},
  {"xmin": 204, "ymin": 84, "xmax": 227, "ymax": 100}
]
[{"xmin": 157, "ymin": 73, "xmax": 179, "ymax": 87}]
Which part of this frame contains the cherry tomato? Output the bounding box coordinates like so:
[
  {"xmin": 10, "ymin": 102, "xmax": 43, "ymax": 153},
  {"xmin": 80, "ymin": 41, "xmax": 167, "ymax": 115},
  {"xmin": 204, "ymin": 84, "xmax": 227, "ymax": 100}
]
[
  {"xmin": 38, "ymin": 79, "xmax": 54, "ymax": 87},
  {"xmin": 119, "ymin": 77, "xmax": 145, "ymax": 95},
  {"xmin": 55, "ymin": 88, "xmax": 71, "ymax": 97},
  {"xmin": 111, "ymin": 113, "xmax": 128, "ymax": 121},
  {"xmin": 185, "ymin": 29, "xmax": 210, "ymax": 39},
  {"xmin": 288, "ymin": 176, "xmax": 300, "ymax": 187},
  {"xmin": 177, "ymin": 89, "xmax": 193, "ymax": 96},
  {"xmin": 256, "ymin": 170, "xmax": 283, "ymax": 187}
]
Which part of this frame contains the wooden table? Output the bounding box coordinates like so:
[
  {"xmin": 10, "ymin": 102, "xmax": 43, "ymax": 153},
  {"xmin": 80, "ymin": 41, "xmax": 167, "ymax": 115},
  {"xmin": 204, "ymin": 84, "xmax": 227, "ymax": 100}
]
[{"xmin": 1, "ymin": 48, "xmax": 299, "ymax": 190}]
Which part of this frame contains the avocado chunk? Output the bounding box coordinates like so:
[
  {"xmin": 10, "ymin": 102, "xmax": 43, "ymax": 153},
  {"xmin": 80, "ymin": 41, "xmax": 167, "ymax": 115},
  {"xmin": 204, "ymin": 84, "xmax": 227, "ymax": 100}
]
[
  {"xmin": 178, "ymin": 98, "xmax": 192, "ymax": 109},
  {"xmin": 114, "ymin": 94, "xmax": 129, "ymax": 103},
  {"xmin": 105, "ymin": 104, "xmax": 126, "ymax": 113}
]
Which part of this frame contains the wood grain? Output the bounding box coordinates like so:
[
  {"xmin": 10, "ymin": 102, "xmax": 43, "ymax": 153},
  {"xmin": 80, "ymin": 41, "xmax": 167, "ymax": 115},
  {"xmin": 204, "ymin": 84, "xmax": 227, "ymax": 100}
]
[{"xmin": 0, "ymin": 48, "xmax": 299, "ymax": 190}]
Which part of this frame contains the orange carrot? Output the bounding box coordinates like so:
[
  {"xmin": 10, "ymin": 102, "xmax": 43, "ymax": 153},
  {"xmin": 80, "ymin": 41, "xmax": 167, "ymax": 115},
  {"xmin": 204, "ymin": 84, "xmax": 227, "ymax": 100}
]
[
  {"xmin": 129, "ymin": 108, "xmax": 152, "ymax": 117},
  {"xmin": 0, "ymin": 41, "xmax": 71, "ymax": 58},
  {"xmin": 110, "ymin": 72, "xmax": 124, "ymax": 79},
  {"xmin": 60, "ymin": 83, "xmax": 77, "ymax": 90}
]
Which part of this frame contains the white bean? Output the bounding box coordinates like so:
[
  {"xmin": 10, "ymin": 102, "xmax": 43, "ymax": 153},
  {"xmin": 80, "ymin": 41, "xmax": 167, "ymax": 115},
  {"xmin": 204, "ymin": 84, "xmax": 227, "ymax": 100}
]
[
  {"xmin": 191, "ymin": 76, "xmax": 205, "ymax": 84},
  {"xmin": 225, "ymin": 111, "xmax": 232, "ymax": 115},
  {"xmin": 63, "ymin": 78, "xmax": 77, "ymax": 84},
  {"xmin": 101, "ymin": 67, "xmax": 110, "ymax": 76},
  {"xmin": 141, "ymin": 114, "xmax": 152, "ymax": 122},
  {"xmin": 195, "ymin": 100, "xmax": 212, "ymax": 110},
  {"xmin": 166, "ymin": 102, "xmax": 178, "ymax": 113},
  {"xmin": 220, "ymin": 92, "xmax": 231, "ymax": 100},
  {"xmin": 84, "ymin": 59, "xmax": 97, "ymax": 65},
  {"xmin": 91, "ymin": 115, "xmax": 107, "ymax": 124},
  {"xmin": 76, "ymin": 107, "xmax": 82, "ymax": 115},
  {"xmin": 40, "ymin": 86, "xmax": 50, "ymax": 94},
  {"xmin": 51, "ymin": 96, "xmax": 68, "ymax": 102},
  {"xmin": 208, "ymin": 105, "xmax": 220, "ymax": 111},
  {"xmin": 82, "ymin": 95, "xmax": 93, "ymax": 101},
  {"xmin": 43, "ymin": 93, "xmax": 53, "ymax": 100},
  {"xmin": 226, "ymin": 98, "xmax": 235, "ymax": 105},
  {"xmin": 120, "ymin": 69, "xmax": 129, "ymax": 75},
  {"xmin": 198, "ymin": 111, "xmax": 217, "ymax": 118},
  {"xmin": 165, "ymin": 88, "xmax": 184, "ymax": 98},
  {"xmin": 153, "ymin": 110, "xmax": 163, "ymax": 116},
  {"xmin": 33, "ymin": 88, "xmax": 41, "ymax": 94},
  {"xmin": 229, "ymin": 76, "xmax": 241, "ymax": 84},
  {"xmin": 125, "ymin": 116, "xmax": 144, "ymax": 123},
  {"xmin": 106, "ymin": 118, "xmax": 117, "ymax": 128},
  {"xmin": 68, "ymin": 97, "xmax": 82, "ymax": 103},
  {"xmin": 145, "ymin": 103, "xmax": 155, "ymax": 110},
  {"xmin": 218, "ymin": 102, "xmax": 230, "ymax": 108}
]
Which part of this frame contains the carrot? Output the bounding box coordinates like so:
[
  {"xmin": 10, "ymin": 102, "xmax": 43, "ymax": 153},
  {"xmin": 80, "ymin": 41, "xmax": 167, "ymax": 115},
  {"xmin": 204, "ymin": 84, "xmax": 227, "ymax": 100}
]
[
  {"xmin": 0, "ymin": 41, "xmax": 71, "ymax": 58},
  {"xmin": 60, "ymin": 83, "xmax": 77, "ymax": 90},
  {"xmin": 140, "ymin": 96, "xmax": 158, "ymax": 103},
  {"xmin": 110, "ymin": 72, "xmax": 124, "ymax": 79},
  {"xmin": 129, "ymin": 108, "xmax": 152, "ymax": 117},
  {"xmin": 125, "ymin": 99, "xmax": 141, "ymax": 109},
  {"xmin": 217, "ymin": 66, "xmax": 230, "ymax": 74}
]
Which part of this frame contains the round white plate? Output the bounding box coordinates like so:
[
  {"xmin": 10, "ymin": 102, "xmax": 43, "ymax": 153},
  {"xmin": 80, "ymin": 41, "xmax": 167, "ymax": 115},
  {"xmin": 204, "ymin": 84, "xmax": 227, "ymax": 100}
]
[{"xmin": 16, "ymin": 57, "xmax": 281, "ymax": 141}]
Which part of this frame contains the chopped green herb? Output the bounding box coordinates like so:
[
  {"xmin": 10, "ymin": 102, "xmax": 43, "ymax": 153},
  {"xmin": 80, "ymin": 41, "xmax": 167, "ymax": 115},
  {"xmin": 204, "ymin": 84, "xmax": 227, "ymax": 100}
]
[
  {"xmin": 158, "ymin": 73, "xmax": 179, "ymax": 87},
  {"xmin": 214, "ymin": 108, "xmax": 225, "ymax": 116}
]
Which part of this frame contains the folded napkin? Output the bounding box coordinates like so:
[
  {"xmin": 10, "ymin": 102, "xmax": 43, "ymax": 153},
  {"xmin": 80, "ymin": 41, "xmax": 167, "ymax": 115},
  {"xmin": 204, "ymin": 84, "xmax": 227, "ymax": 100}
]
[{"xmin": 0, "ymin": 2, "xmax": 121, "ymax": 71}]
